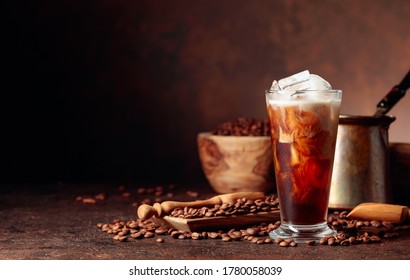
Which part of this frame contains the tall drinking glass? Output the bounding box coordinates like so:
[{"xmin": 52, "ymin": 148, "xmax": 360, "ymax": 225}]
[{"xmin": 266, "ymin": 89, "xmax": 342, "ymax": 241}]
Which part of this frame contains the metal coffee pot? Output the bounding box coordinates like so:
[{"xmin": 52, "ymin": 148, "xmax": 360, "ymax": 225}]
[{"xmin": 329, "ymin": 70, "xmax": 409, "ymax": 209}]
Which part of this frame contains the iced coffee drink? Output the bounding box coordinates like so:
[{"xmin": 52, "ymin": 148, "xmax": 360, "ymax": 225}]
[{"xmin": 265, "ymin": 71, "xmax": 342, "ymax": 240}]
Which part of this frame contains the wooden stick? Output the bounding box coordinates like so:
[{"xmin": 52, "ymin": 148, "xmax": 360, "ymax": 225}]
[
  {"xmin": 347, "ymin": 202, "xmax": 410, "ymax": 224},
  {"xmin": 137, "ymin": 191, "xmax": 265, "ymax": 221}
]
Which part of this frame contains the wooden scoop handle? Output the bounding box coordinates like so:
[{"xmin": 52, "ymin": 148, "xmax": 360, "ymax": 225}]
[
  {"xmin": 137, "ymin": 191, "xmax": 265, "ymax": 221},
  {"xmin": 347, "ymin": 202, "xmax": 410, "ymax": 224}
]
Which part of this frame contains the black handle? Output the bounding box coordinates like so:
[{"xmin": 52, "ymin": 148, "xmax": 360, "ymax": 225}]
[{"xmin": 375, "ymin": 70, "xmax": 410, "ymax": 116}]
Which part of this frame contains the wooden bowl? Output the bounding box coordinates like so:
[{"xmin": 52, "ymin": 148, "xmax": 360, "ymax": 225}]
[{"xmin": 197, "ymin": 132, "xmax": 275, "ymax": 193}]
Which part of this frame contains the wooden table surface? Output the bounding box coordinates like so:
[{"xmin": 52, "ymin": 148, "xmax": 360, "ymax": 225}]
[{"xmin": 0, "ymin": 183, "xmax": 409, "ymax": 260}]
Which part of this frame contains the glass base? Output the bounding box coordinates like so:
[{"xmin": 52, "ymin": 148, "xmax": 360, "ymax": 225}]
[{"xmin": 269, "ymin": 221, "xmax": 336, "ymax": 242}]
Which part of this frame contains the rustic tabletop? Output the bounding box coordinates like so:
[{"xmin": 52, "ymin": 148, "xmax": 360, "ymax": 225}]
[{"xmin": 0, "ymin": 183, "xmax": 409, "ymax": 260}]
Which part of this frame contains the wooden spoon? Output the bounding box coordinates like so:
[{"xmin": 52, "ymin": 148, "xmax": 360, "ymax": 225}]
[
  {"xmin": 137, "ymin": 191, "xmax": 265, "ymax": 221},
  {"xmin": 347, "ymin": 202, "xmax": 410, "ymax": 224}
]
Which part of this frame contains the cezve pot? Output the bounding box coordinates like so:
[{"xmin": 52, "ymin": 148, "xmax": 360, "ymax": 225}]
[
  {"xmin": 329, "ymin": 70, "xmax": 409, "ymax": 209},
  {"xmin": 329, "ymin": 114, "xmax": 395, "ymax": 209}
]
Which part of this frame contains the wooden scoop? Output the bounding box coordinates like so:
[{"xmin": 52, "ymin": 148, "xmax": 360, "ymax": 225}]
[
  {"xmin": 347, "ymin": 202, "xmax": 410, "ymax": 224},
  {"xmin": 137, "ymin": 191, "xmax": 265, "ymax": 221},
  {"xmin": 152, "ymin": 211, "xmax": 280, "ymax": 232}
]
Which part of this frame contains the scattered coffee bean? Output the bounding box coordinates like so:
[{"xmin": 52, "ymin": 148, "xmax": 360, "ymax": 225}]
[
  {"xmin": 98, "ymin": 197, "xmax": 402, "ymax": 248},
  {"xmin": 155, "ymin": 228, "xmax": 168, "ymax": 235},
  {"xmin": 305, "ymin": 240, "xmax": 315, "ymax": 246},
  {"xmin": 94, "ymin": 193, "xmax": 106, "ymax": 201},
  {"xmin": 82, "ymin": 197, "xmax": 96, "ymax": 204},
  {"xmin": 119, "ymin": 236, "xmax": 128, "ymax": 242},
  {"xmin": 208, "ymin": 232, "xmax": 220, "ymax": 239},
  {"xmin": 246, "ymin": 228, "xmax": 258, "ymax": 236},
  {"xmin": 279, "ymin": 241, "xmax": 289, "ymax": 247},
  {"xmin": 222, "ymin": 236, "xmax": 232, "ymax": 242},
  {"xmin": 186, "ymin": 191, "xmax": 199, "ymax": 198},
  {"xmin": 319, "ymin": 237, "xmax": 328, "ymax": 245},
  {"xmin": 370, "ymin": 220, "xmax": 382, "ymax": 228},
  {"xmin": 191, "ymin": 232, "xmax": 201, "ymax": 240},
  {"xmin": 370, "ymin": 236, "xmax": 381, "ymax": 243},
  {"xmin": 251, "ymin": 237, "xmax": 260, "ymax": 244},
  {"xmin": 274, "ymin": 238, "xmax": 284, "ymax": 244},
  {"xmin": 156, "ymin": 238, "xmax": 164, "ymax": 243},
  {"xmin": 340, "ymin": 239, "xmax": 350, "ymax": 246},
  {"xmin": 264, "ymin": 238, "xmax": 273, "ymax": 244}
]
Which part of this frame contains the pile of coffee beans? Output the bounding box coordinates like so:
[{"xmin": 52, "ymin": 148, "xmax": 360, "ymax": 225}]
[
  {"xmin": 97, "ymin": 196, "xmax": 404, "ymax": 247},
  {"xmin": 97, "ymin": 218, "xmax": 281, "ymax": 244},
  {"xmin": 169, "ymin": 195, "xmax": 279, "ymax": 219},
  {"xmin": 212, "ymin": 117, "xmax": 270, "ymax": 136}
]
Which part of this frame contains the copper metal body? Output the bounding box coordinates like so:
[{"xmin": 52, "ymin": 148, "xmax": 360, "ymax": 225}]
[{"xmin": 329, "ymin": 114, "xmax": 396, "ymax": 209}]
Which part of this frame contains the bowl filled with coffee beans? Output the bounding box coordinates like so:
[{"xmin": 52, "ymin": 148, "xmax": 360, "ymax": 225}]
[{"xmin": 197, "ymin": 117, "xmax": 275, "ymax": 194}]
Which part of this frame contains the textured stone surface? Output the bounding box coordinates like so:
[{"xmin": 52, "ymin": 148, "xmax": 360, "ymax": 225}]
[{"xmin": 0, "ymin": 184, "xmax": 409, "ymax": 260}]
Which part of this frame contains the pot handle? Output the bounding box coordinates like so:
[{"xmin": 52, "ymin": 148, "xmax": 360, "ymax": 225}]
[{"xmin": 375, "ymin": 70, "xmax": 410, "ymax": 116}]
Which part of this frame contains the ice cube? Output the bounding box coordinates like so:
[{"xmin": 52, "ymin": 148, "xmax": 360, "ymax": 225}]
[
  {"xmin": 278, "ymin": 70, "xmax": 310, "ymax": 90},
  {"xmin": 308, "ymin": 74, "xmax": 332, "ymax": 90},
  {"xmin": 270, "ymin": 80, "xmax": 279, "ymax": 92},
  {"xmin": 270, "ymin": 70, "xmax": 332, "ymax": 94}
]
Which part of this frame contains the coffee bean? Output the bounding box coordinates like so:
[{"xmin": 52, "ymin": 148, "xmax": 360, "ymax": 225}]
[
  {"xmin": 305, "ymin": 240, "xmax": 315, "ymax": 246},
  {"xmin": 146, "ymin": 188, "xmax": 154, "ymax": 194},
  {"xmin": 186, "ymin": 191, "xmax": 199, "ymax": 198},
  {"xmin": 144, "ymin": 232, "xmax": 154, "ymax": 238},
  {"xmin": 279, "ymin": 241, "xmax": 289, "ymax": 247},
  {"xmin": 191, "ymin": 232, "xmax": 201, "ymax": 240},
  {"xmin": 251, "ymin": 237, "xmax": 260, "ymax": 243},
  {"xmin": 137, "ymin": 187, "xmax": 146, "ymax": 194},
  {"xmin": 170, "ymin": 231, "xmax": 180, "ymax": 239},
  {"xmin": 229, "ymin": 231, "xmax": 242, "ymax": 240},
  {"xmin": 340, "ymin": 239, "xmax": 350, "ymax": 246},
  {"xmin": 370, "ymin": 220, "xmax": 382, "ymax": 228},
  {"xmin": 246, "ymin": 228, "xmax": 258, "ymax": 236},
  {"xmin": 206, "ymin": 232, "xmax": 218, "ymax": 239},
  {"xmin": 155, "ymin": 228, "xmax": 168, "ymax": 235},
  {"xmin": 222, "ymin": 236, "xmax": 232, "ymax": 242},
  {"xmin": 215, "ymin": 210, "xmax": 225, "ymax": 216},
  {"xmin": 212, "ymin": 117, "xmax": 270, "ymax": 137},
  {"xmin": 264, "ymin": 238, "xmax": 273, "ymax": 244},
  {"xmin": 274, "ymin": 238, "xmax": 284, "ymax": 244},
  {"xmin": 156, "ymin": 238, "xmax": 164, "ymax": 243},
  {"xmin": 328, "ymin": 237, "xmax": 336, "ymax": 246},
  {"xmin": 289, "ymin": 241, "xmax": 297, "ymax": 247},
  {"xmin": 319, "ymin": 237, "xmax": 328, "ymax": 245},
  {"xmin": 131, "ymin": 232, "xmax": 143, "ymax": 239},
  {"xmin": 82, "ymin": 197, "xmax": 96, "ymax": 204},
  {"xmin": 118, "ymin": 236, "xmax": 128, "ymax": 242},
  {"xmin": 370, "ymin": 236, "xmax": 381, "ymax": 243}
]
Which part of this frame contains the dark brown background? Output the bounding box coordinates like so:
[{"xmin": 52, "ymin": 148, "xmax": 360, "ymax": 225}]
[{"xmin": 2, "ymin": 0, "xmax": 410, "ymax": 185}]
